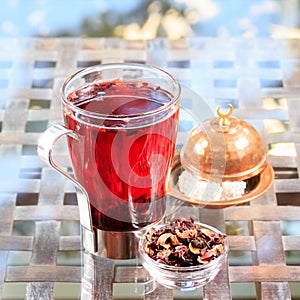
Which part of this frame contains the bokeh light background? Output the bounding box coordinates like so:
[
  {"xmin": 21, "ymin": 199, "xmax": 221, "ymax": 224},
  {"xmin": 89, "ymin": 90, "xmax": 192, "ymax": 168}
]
[{"xmin": 1, "ymin": 0, "xmax": 300, "ymax": 39}]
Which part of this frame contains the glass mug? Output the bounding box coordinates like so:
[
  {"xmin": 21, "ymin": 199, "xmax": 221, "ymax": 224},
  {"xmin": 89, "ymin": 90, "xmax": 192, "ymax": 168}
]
[{"xmin": 38, "ymin": 63, "xmax": 181, "ymax": 259}]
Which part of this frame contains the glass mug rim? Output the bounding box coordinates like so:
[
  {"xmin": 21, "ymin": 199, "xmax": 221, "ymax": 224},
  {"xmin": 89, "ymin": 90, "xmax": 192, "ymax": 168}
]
[{"xmin": 60, "ymin": 62, "xmax": 181, "ymax": 123}]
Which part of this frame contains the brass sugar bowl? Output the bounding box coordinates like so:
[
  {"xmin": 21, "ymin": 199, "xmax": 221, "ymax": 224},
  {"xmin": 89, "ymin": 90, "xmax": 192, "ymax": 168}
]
[{"xmin": 168, "ymin": 105, "xmax": 274, "ymax": 207}]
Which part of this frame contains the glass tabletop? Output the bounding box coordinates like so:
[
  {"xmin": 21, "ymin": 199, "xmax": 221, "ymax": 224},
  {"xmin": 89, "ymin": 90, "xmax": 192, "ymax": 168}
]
[{"xmin": 0, "ymin": 37, "xmax": 300, "ymax": 299}]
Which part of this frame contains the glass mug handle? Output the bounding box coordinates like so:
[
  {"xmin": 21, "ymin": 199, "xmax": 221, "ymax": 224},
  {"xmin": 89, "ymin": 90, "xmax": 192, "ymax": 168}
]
[{"xmin": 37, "ymin": 124, "xmax": 97, "ymax": 254}]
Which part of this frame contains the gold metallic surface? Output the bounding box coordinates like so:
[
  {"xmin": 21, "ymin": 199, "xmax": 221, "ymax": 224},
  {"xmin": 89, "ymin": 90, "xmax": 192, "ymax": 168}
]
[
  {"xmin": 180, "ymin": 106, "xmax": 268, "ymax": 181},
  {"xmin": 217, "ymin": 104, "xmax": 234, "ymax": 127},
  {"xmin": 168, "ymin": 152, "xmax": 274, "ymax": 208}
]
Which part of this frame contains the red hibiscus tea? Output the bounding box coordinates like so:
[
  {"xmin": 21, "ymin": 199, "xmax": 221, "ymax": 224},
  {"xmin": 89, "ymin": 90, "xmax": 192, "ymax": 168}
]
[{"xmin": 62, "ymin": 64, "xmax": 180, "ymax": 232}]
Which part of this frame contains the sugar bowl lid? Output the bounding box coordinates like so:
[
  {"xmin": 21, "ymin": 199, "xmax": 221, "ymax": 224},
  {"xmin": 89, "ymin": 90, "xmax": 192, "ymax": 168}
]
[{"xmin": 180, "ymin": 105, "xmax": 267, "ymax": 182}]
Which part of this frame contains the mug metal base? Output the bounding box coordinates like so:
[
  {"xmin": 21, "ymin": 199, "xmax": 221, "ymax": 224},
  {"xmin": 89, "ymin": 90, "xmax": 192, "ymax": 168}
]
[{"xmin": 82, "ymin": 226, "xmax": 139, "ymax": 259}]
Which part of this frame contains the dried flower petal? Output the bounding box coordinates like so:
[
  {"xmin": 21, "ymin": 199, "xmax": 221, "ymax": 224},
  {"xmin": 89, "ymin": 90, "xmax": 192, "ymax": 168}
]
[
  {"xmin": 188, "ymin": 242, "xmax": 201, "ymax": 254},
  {"xmin": 143, "ymin": 218, "xmax": 226, "ymax": 267},
  {"xmin": 157, "ymin": 233, "xmax": 174, "ymax": 249}
]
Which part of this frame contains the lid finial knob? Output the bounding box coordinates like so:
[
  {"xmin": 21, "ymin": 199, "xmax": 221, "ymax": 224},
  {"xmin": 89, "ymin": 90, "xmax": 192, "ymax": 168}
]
[{"xmin": 217, "ymin": 104, "xmax": 234, "ymax": 127}]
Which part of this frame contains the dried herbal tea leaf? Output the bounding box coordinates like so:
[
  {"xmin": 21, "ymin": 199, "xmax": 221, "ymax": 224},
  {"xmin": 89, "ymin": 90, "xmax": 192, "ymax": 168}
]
[{"xmin": 143, "ymin": 217, "xmax": 226, "ymax": 267}]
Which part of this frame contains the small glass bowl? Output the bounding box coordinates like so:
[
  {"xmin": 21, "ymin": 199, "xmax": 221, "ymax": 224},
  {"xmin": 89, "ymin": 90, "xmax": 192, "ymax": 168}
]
[{"xmin": 138, "ymin": 222, "xmax": 229, "ymax": 291}]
